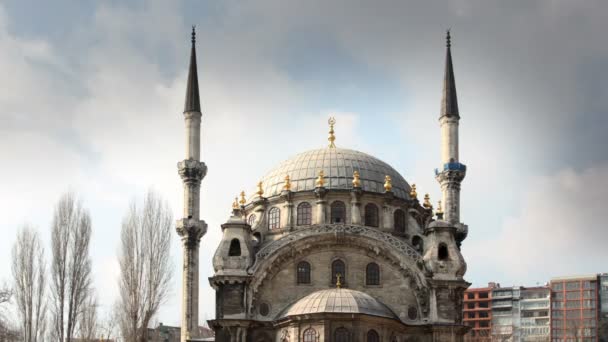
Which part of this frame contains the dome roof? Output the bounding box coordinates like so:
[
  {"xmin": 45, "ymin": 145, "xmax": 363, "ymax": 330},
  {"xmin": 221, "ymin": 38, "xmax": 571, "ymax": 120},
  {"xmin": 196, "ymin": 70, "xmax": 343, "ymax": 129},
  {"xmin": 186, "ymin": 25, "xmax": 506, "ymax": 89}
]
[
  {"xmin": 259, "ymin": 148, "xmax": 411, "ymax": 199},
  {"xmin": 279, "ymin": 288, "xmax": 397, "ymax": 319}
]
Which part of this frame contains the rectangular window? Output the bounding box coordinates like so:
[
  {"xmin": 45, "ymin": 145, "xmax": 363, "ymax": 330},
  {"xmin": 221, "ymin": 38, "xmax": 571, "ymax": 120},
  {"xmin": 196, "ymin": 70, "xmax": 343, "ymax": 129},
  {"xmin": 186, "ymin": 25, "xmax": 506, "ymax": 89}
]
[
  {"xmin": 479, "ymin": 292, "xmax": 489, "ymax": 299},
  {"xmin": 467, "ymin": 313, "xmax": 475, "ymax": 319},
  {"xmin": 479, "ymin": 312, "xmax": 489, "ymax": 318},
  {"xmin": 583, "ymin": 309, "xmax": 595, "ymax": 318},
  {"xmin": 468, "ymin": 303, "xmax": 475, "ymax": 309},
  {"xmin": 467, "ymin": 293, "xmax": 474, "ymax": 299},
  {"xmin": 566, "ymin": 301, "xmax": 580, "ymax": 308},
  {"xmin": 478, "ymin": 302, "xmax": 489, "ymax": 308},
  {"xmin": 480, "ymin": 321, "xmax": 489, "ymax": 328},
  {"xmin": 567, "ymin": 292, "xmax": 581, "ymax": 300},
  {"xmin": 553, "ymin": 283, "xmax": 563, "ymax": 291},
  {"xmin": 583, "ymin": 300, "xmax": 596, "ymax": 308},
  {"xmin": 566, "ymin": 310, "xmax": 580, "ymax": 318},
  {"xmin": 566, "ymin": 281, "xmax": 580, "ymax": 290}
]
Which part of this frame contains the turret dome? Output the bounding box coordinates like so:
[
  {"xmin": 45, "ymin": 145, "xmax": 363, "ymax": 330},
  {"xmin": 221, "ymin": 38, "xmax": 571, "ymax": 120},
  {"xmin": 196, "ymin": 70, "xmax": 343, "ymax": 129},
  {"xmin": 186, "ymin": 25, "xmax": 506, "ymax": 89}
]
[{"xmin": 258, "ymin": 147, "xmax": 411, "ymax": 200}]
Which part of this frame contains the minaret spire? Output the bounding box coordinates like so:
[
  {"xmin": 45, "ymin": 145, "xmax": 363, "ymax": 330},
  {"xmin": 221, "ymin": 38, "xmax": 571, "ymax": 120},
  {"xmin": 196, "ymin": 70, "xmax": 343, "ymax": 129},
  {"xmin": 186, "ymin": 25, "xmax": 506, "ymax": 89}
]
[
  {"xmin": 176, "ymin": 26, "xmax": 207, "ymax": 342},
  {"xmin": 441, "ymin": 29, "xmax": 459, "ymax": 118},
  {"xmin": 436, "ymin": 30, "xmax": 466, "ymax": 225},
  {"xmin": 184, "ymin": 26, "xmax": 201, "ymax": 113}
]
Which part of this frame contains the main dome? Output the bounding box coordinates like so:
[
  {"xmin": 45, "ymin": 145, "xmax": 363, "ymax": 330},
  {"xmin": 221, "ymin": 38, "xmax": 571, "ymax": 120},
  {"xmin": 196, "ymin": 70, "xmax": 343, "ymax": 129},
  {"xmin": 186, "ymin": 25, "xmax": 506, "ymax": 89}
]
[
  {"xmin": 278, "ymin": 288, "xmax": 398, "ymax": 319},
  {"xmin": 259, "ymin": 147, "xmax": 411, "ymax": 200}
]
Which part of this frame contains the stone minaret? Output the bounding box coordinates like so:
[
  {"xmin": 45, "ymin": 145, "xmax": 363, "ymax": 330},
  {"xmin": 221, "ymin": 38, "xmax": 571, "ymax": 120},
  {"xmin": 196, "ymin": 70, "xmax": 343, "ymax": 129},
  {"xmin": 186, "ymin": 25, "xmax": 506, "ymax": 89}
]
[
  {"xmin": 176, "ymin": 27, "xmax": 207, "ymax": 342},
  {"xmin": 436, "ymin": 30, "xmax": 466, "ymax": 224}
]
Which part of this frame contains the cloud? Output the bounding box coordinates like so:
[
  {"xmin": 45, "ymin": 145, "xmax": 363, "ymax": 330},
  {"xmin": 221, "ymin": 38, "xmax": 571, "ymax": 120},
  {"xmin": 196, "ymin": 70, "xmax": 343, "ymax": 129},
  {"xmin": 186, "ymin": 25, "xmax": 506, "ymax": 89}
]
[{"xmin": 465, "ymin": 162, "xmax": 608, "ymax": 285}]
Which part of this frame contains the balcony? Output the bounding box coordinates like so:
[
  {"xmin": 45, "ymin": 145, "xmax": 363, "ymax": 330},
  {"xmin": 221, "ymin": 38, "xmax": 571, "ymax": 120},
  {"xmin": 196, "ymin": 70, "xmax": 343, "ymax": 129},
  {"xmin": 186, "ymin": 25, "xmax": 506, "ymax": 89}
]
[{"xmin": 493, "ymin": 302, "xmax": 513, "ymax": 308}]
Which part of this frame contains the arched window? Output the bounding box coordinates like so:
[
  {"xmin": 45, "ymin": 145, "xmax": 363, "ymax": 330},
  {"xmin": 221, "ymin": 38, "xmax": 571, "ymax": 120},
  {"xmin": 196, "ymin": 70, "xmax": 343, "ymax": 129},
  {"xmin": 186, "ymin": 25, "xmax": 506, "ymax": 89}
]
[
  {"xmin": 330, "ymin": 201, "xmax": 346, "ymax": 224},
  {"xmin": 412, "ymin": 236, "xmax": 423, "ymax": 253},
  {"xmin": 394, "ymin": 209, "xmax": 406, "ymax": 233},
  {"xmin": 364, "ymin": 203, "xmax": 379, "ymax": 227},
  {"xmin": 366, "ymin": 262, "xmax": 380, "ymax": 285},
  {"xmin": 268, "ymin": 207, "xmax": 280, "ymax": 230},
  {"xmin": 438, "ymin": 243, "xmax": 449, "ymax": 260},
  {"xmin": 296, "ymin": 202, "xmax": 312, "ymax": 226},
  {"xmin": 334, "ymin": 328, "xmax": 349, "ymax": 342},
  {"xmin": 331, "ymin": 259, "xmax": 346, "ymax": 286},
  {"xmin": 303, "ymin": 328, "xmax": 317, "ymax": 342},
  {"xmin": 248, "ymin": 214, "xmax": 256, "ymax": 227},
  {"xmin": 228, "ymin": 239, "xmax": 241, "ymax": 256},
  {"xmin": 296, "ymin": 261, "xmax": 311, "ymax": 284},
  {"xmin": 367, "ymin": 330, "xmax": 379, "ymax": 342}
]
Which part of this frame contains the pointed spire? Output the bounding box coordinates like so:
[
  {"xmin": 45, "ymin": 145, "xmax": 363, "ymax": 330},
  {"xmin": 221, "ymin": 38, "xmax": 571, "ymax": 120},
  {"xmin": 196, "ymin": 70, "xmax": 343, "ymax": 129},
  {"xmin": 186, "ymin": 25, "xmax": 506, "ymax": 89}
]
[
  {"xmin": 184, "ymin": 26, "xmax": 201, "ymax": 113},
  {"xmin": 440, "ymin": 29, "xmax": 459, "ymax": 118}
]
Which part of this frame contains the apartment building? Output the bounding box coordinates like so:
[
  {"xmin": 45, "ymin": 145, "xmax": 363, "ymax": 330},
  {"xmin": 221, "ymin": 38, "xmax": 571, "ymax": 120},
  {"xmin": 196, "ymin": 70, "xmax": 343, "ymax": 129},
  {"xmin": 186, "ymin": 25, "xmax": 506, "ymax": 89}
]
[
  {"xmin": 520, "ymin": 286, "xmax": 551, "ymax": 342},
  {"xmin": 492, "ymin": 286, "xmax": 521, "ymax": 341},
  {"xmin": 464, "ymin": 283, "xmax": 497, "ymax": 341},
  {"xmin": 550, "ymin": 275, "xmax": 599, "ymax": 342},
  {"xmin": 599, "ymin": 274, "xmax": 608, "ymax": 342}
]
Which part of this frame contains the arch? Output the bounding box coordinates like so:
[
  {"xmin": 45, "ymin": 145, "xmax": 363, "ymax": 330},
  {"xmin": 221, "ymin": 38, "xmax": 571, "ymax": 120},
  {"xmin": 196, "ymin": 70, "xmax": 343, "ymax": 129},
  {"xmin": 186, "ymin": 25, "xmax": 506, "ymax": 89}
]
[
  {"xmin": 412, "ymin": 236, "xmax": 423, "ymax": 253},
  {"xmin": 366, "ymin": 262, "xmax": 380, "ymax": 285},
  {"xmin": 296, "ymin": 202, "xmax": 312, "ymax": 226},
  {"xmin": 334, "ymin": 327, "xmax": 350, "ymax": 342},
  {"xmin": 296, "ymin": 261, "xmax": 311, "ymax": 284},
  {"xmin": 303, "ymin": 328, "xmax": 317, "ymax": 342},
  {"xmin": 331, "ymin": 259, "xmax": 346, "ymax": 286},
  {"xmin": 330, "ymin": 201, "xmax": 346, "ymax": 223},
  {"xmin": 228, "ymin": 238, "xmax": 241, "ymax": 256},
  {"xmin": 364, "ymin": 203, "xmax": 379, "ymax": 227},
  {"xmin": 394, "ymin": 209, "xmax": 406, "ymax": 233},
  {"xmin": 248, "ymin": 214, "xmax": 256, "ymax": 227},
  {"xmin": 268, "ymin": 207, "xmax": 280, "ymax": 230},
  {"xmin": 367, "ymin": 330, "xmax": 379, "ymax": 342},
  {"xmin": 438, "ymin": 243, "xmax": 449, "ymax": 260}
]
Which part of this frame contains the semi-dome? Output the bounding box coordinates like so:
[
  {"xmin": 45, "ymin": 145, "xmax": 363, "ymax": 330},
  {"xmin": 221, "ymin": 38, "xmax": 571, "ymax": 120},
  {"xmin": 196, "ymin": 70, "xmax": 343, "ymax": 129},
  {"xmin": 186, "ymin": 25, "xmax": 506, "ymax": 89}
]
[
  {"xmin": 279, "ymin": 288, "xmax": 398, "ymax": 319},
  {"xmin": 259, "ymin": 147, "xmax": 411, "ymax": 199}
]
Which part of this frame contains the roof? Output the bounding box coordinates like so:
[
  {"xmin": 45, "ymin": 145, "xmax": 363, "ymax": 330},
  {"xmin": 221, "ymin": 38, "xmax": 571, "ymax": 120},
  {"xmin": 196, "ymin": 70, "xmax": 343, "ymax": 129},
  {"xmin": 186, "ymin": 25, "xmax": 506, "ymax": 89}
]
[
  {"xmin": 440, "ymin": 30, "xmax": 459, "ymax": 119},
  {"xmin": 278, "ymin": 288, "xmax": 398, "ymax": 320},
  {"xmin": 258, "ymin": 147, "xmax": 411, "ymax": 200},
  {"xmin": 184, "ymin": 27, "xmax": 201, "ymax": 113},
  {"xmin": 550, "ymin": 274, "xmax": 598, "ymax": 282}
]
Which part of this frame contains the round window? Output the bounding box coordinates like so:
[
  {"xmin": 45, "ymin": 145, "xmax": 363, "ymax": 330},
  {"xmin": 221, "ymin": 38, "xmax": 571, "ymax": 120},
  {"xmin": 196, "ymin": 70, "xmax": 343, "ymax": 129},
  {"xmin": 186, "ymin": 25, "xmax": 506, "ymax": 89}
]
[
  {"xmin": 259, "ymin": 302, "xmax": 270, "ymax": 316},
  {"xmin": 407, "ymin": 306, "xmax": 418, "ymax": 320}
]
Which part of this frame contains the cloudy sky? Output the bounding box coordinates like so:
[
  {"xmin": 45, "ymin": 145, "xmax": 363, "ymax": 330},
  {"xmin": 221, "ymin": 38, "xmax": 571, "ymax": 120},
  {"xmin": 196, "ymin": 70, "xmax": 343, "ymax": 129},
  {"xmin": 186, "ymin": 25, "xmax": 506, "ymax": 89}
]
[{"xmin": 1, "ymin": 0, "xmax": 607, "ymax": 327}]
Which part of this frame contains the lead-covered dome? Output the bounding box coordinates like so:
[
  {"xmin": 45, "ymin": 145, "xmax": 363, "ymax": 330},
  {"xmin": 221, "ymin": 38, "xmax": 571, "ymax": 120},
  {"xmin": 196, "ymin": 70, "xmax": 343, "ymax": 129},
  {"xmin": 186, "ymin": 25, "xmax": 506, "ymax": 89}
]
[
  {"xmin": 259, "ymin": 148, "xmax": 411, "ymax": 199},
  {"xmin": 278, "ymin": 288, "xmax": 398, "ymax": 319}
]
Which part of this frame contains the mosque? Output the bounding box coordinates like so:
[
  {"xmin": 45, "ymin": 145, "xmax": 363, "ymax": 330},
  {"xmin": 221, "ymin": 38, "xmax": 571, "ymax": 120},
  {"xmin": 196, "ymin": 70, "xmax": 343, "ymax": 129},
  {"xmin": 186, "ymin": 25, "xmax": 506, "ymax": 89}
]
[{"xmin": 174, "ymin": 28, "xmax": 470, "ymax": 342}]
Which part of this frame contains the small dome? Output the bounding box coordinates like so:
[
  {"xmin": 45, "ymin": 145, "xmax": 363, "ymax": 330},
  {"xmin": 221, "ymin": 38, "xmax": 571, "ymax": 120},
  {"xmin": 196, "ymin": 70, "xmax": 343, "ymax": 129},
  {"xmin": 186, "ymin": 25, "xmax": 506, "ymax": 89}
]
[
  {"xmin": 278, "ymin": 288, "xmax": 397, "ymax": 319},
  {"xmin": 259, "ymin": 148, "xmax": 411, "ymax": 199}
]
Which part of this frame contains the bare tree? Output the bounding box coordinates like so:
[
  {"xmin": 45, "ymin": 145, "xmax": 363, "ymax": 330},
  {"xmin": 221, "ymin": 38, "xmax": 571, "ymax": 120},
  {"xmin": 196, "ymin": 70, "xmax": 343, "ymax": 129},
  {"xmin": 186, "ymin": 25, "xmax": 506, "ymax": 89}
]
[
  {"xmin": 0, "ymin": 282, "xmax": 19, "ymax": 341},
  {"xmin": 77, "ymin": 295, "xmax": 98, "ymax": 341},
  {"xmin": 117, "ymin": 190, "xmax": 173, "ymax": 342},
  {"xmin": 50, "ymin": 192, "xmax": 93, "ymax": 342},
  {"xmin": 11, "ymin": 226, "xmax": 47, "ymax": 342}
]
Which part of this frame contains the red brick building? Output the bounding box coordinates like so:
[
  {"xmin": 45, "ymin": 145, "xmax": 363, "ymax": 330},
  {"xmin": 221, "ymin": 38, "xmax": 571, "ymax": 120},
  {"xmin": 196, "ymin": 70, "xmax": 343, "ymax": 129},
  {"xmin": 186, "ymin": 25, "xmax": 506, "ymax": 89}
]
[
  {"xmin": 463, "ymin": 283, "xmax": 498, "ymax": 341},
  {"xmin": 550, "ymin": 275, "xmax": 599, "ymax": 342}
]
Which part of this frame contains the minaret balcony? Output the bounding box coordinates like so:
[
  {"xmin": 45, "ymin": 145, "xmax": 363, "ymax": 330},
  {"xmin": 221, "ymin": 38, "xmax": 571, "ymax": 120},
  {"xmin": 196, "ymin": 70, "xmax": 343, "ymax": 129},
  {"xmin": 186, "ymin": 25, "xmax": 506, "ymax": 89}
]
[{"xmin": 434, "ymin": 162, "xmax": 467, "ymax": 175}]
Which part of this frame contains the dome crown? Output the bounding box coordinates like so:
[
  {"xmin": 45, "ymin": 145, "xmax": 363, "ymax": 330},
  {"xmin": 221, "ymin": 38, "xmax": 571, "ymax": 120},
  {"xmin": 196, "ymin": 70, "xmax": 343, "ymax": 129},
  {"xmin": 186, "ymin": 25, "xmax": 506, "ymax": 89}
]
[
  {"xmin": 279, "ymin": 288, "xmax": 397, "ymax": 319},
  {"xmin": 259, "ymin": 147, "xmax": 411, "ymax": 199}
]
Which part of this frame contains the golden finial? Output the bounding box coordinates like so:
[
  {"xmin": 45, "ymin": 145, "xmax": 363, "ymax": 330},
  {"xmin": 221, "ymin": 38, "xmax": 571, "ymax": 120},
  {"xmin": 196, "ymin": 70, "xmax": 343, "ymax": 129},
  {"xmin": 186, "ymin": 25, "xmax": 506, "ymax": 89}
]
[
  {"xmin": 232, "ymin": 197, "xmax": 239, "ymax": 209},
  {"xmin": 256, "ymin": 181, "xmax": 264, "ymax": 197},
  {"xmin": 352, "ymin": 170, "xmax": 361, "ymax": 188},
  {"xmin": 423, "ymin": 193, "xmax": 432, "ymax": 209},
  {"xmin": 316, "ymin": 170, "xmax": 325, "ymax": 187},
  {"xmin": 328, "ymin": 117, "xmax": 336, "ymax": 148},
  {"xmin": 239, "ymin": 191, "xmax": 246, "ymax": 205},
  {"xmin": 336, "ymin": 273, "xmax": 342, "ymax": 288},
  {"xmin": 410, "ymin": 184, "xmax": 418, "ymax": 199},
  {"xmin": 283, "ymin": 175, "xmax": 291, "ymax": 191},
  {"xmin": 384, "ymin": 175, "xmax": 392, "ymax": 192}
]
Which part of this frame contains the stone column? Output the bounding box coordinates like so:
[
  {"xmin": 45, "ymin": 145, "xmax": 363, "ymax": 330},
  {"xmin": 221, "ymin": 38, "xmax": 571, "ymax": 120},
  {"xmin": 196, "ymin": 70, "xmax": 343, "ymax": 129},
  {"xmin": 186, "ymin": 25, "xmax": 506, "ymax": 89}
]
[
  {"xmin": 350, "ymin": 188, "xmax": 362, "ymax": 225},
  {"xmin": 314, "ymin": 187, "xmax": 327, "ymax": 224}
]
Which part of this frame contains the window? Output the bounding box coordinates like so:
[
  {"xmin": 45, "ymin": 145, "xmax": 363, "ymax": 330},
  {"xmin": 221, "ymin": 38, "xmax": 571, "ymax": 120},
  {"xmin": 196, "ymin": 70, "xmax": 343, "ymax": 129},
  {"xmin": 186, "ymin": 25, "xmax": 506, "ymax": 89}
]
[
  {"xmin": 479, "ymin": 292, "xmax": 489, "ymax": 299},
  {"xmin": 268, "ymin": 207, "xmax": 280, "ymax": 230},
  {"xmin": 296, "ymin": 202, "xmax": 312, "ymax": 226},
  {"xmin": 330, "ymin": 201, "xmax": 346, "ymax": 223},
  {"xmin": 412, "ymin": 236, "xmax": 423, "ymax": 253},
  {"xmin": 467, "ymin": 303, "xmax": 474, "ymax": 309},
  {"xmin": 438, "ymin": 243, "xmax": 449, "ymax": 260},
  {"xmin": 478, "ymin": 302, "xmax": 489, "ymax": 308},
  {"xmin": 467, "ymin": 313, "xmax": 475, "ymax": 319},
  {"xmin": 553, "ymin": 282, "xmax": 563, "ymax": 291},
  {"xmin": 480, "ymin": 321, "xmax": 489, "ymax": 328},
  {"xmin": 566, "ymin": 281, "xmax": 580, "ymax": 290},
  {"xmin": 467, "ymin": 293, "xmax": 474, "ymax": 299},
  {"xmin": 479, "ymin": 312, "xmax": 489, "ymax": 318},
  {"xmin": 367, "ymin": 330, "xmax": 379, "ymax": 342},
  {"xmin": 248, "ymin": 214, "xmax": 256, "ymax": 227},
  {"xmin": 303, "ymin": 328, "xmax": 317, "ymax": 342},
  {"xmin": 334, "ymin": 328, "xmax": 349, "ymax": 342},
  {"xmin": 408, "ymin": 306, "xmax": 418, "ymax": 320},
  {"xmin": 331, "ymin": 259, "xmax": 346, "ymax": 286},
  {"xmin": 228, "ymin": 239, "xmax": 241, "ymax": 256},
  {"xmin": 297, "ymin": 261, "xmax": 311, "ymax": 284},
  {"xmin": 366, "ymin": 263, "xmax": 380, "ymax": 285},
  {"xmin": 259, "ymin": 303, "xmax": 270, "ymax": 316},
  {"xmin": 364, "ymin": 203, "xmax": 379, "ymax": 227},
  {"xmin": 394, "ymin": 209, "xmax": 406, "ymax": 233}
]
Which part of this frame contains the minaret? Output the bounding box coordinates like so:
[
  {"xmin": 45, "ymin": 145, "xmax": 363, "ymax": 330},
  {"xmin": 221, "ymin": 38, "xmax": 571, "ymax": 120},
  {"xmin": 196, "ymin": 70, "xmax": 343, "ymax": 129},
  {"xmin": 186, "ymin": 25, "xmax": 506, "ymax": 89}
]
[
  {"xmin": 176, "ymin": 26, "xmax": 207, "ymax": 342},
  {"xmin": 436, "ymin": 30, "xmax": 466, "ymax": 224}
]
